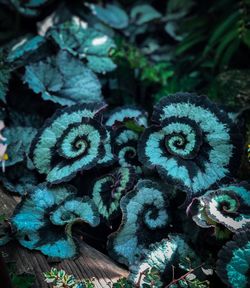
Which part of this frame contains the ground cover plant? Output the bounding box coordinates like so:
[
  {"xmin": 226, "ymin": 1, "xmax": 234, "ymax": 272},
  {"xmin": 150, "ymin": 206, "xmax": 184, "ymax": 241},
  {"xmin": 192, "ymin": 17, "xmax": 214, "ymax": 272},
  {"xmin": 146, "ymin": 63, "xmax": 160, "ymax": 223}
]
[{"xmin": 0, "ymin": 0, "xmax": 250, "ymax": 287}]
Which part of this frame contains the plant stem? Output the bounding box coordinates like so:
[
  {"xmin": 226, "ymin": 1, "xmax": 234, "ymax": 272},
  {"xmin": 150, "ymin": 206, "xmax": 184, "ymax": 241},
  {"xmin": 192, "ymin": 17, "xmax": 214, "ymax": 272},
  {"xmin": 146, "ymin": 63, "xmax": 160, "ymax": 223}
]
[
  {"xmin": 135, "ymin": 268, "xmax": 148, "ymax": 288},
  {"xmin": 165, "ymin": 263, "xmax": 204, "ymax": 288}
]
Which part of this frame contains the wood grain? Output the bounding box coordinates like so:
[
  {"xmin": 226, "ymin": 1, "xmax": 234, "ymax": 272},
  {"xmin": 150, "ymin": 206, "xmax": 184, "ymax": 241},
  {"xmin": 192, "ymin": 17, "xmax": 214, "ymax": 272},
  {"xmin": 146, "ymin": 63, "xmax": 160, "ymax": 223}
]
[{"xmin": 0, "ymin": 189, "xmax": 128, "ymax": 288}]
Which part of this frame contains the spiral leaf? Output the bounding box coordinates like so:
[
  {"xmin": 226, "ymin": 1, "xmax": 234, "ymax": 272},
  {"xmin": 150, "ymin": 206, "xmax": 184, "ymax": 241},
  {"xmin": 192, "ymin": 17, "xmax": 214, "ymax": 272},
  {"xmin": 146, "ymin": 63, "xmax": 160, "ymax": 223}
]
[
  {"xmin": 11, "ymin": 183, "xmax": 100, "ymax": 258},
  {"xmin": 138, "ymin": 92, "xmax": 243, "ymax": 195},
  {"xmin": 30, "ymin": 102, "xmax": 109, "ymax": 184},
  {"xmin": 216, "ymin": 228, "xmax": 250, "ymax": 288},
  {"xmin": 91, "ymin": 166, "xmax": 137, "ymax": 221},
  {"xmin": 107, "ymin": 179, "xmax": 170, "ymax": 266},
  {"xmin": 97, "ymin": 129, "xmax": 115, "ymax": 167},
  {"xmin": 190, "ymin": 182, "xmax": 250, "ymax": 233},
  {"xmin": 106, "ymin": 106, "xmax": 148, "ymax": 130},
  {"xmin": 129, "ymin": 234, "xmax": 199, "ymax": 285},
  {"xmin": 50, "ymin": 196, "xmax": 100, "ymax": 227},
  {"xmin": 105, "ymin": 106, "xmax": 147, "ymax": 170},
  {"xmin": 113, "ymin": 126, "xmax": 141, "ymax": 170}
]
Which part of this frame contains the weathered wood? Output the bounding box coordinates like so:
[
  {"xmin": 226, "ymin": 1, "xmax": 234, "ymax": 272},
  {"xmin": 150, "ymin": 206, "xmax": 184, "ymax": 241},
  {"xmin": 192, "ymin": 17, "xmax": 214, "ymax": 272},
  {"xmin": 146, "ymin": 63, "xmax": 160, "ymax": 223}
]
[{"xmin": 0, "ymin": 189, "xmax": 128, "ymax": 287}]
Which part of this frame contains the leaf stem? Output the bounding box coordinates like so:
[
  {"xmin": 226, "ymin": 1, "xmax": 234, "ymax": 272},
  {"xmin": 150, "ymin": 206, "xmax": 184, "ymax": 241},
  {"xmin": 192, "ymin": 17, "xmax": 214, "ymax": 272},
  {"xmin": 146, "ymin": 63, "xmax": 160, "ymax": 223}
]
[{"xmin": 165, "ymin": 263, "xmax": 205, "ymax": 288}]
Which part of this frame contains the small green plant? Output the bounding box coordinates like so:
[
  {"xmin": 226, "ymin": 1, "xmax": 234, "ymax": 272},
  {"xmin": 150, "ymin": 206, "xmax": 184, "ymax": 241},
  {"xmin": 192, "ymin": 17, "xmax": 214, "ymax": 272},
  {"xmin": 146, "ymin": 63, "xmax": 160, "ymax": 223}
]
[
  {"xmin": 113, "ymin": 39, "xmax": 174, "ymax": 88},
  {"xmin": 44, "ymin": 268, "xmax": 95, "ymax": 288},
  {"xmin": 112, "ymin": 277, "xmax": 134, "ymax": 288},
  {"xmin": 45, "ymin": 267, "xmax": 162, "ymax": 288},
  {"xmin": 112, "ymin": 267, "xmax": 162, "ymax": 288},
  {"xmin": 166, "ymin": 263, "xmax": 210, "ymax": 288}
]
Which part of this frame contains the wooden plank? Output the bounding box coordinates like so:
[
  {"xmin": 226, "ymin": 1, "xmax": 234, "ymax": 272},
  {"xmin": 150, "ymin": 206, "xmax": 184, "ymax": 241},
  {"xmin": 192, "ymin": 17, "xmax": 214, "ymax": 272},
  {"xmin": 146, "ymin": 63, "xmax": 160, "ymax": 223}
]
[{"xmin": 0, "ymin": 189, "xmax": 128, "ymax": 287}]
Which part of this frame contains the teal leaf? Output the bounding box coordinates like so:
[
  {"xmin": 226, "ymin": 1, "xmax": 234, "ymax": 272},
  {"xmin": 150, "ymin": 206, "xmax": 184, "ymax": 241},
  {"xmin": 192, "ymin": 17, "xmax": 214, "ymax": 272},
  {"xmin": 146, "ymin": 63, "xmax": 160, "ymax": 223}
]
[
  {"xmin": 165, "ymin": 21, "xmax": 187, "ymax": 41},
  {"xmin": 0, "ymin": 164, "xmax": 39, "ymax": 195},
  {"xmin": 113, "ymin": 126, "xmax": 141, "ymax": 171},
  {"xmin": 129, "ymin": 235, "xmax": 199, "ymax": 285},
  {"xmin": 105, "ymin": 107, "xmax": 147, "ymax": 171},
  {"xmin": 3, "ymin": 126, "xmax": 37, "ymax": 167},
  {"xmin": 107, "ymin": 180, "xmax": 170, "ymax": 266},
  {"xmin": 23, "ymin": 50, "xmax": 102, "ymax": 106},
  {"xmin": 130, "ymin": 4, "xmax": 161, "ymax": 25},
  {"xmin": 106, "ymin": 105, "xmax": 148, "ymax": 172},
  {"xmin": 138, "ymin": 92, "xmax": 243, "ymax": 195},
  {"xmin": 87, "ymin": 56, "xmax": 116, "ymax": 74},
  {"xmin": 7, "ymin": 35, "xmax": 46, "ymax": 66},
  {"xmin": 9, "ymin": 0, "xmax": 51, "ymax": 16},
  {"xmin": 11, "ymin": 183, "xmax": 99, "ymax": 258},
  {"xmin": 47, "ymin": 18, "xmax": 116, "ymax": 74},
  {"xmin": 87, "ymin": 3, "xmax": 129, "ymax": 29},
  {"xmin": 97, "ymin": 129, "xmax": 116, "ymax": 167},
  {"xmin": 11, "ymin": 183, "xmax": 75, "ymax": 243},
  {"xmin": 50, "ymin": 197, "xmax": 100, "ymax": 227},
  {"xmin": 29, "ymin": 103, "xmax": 109, "ymax": 184},
  {"xmin": 190, "ymin": 182, "xmax": 250, "ymax": 233},
  {"xmin": 91, "ymin": 167, "xmax": 137, "ymax": 221},
  {"xmin": 216, "ymin": 228, "xmax": 250, "ymax": 288}
]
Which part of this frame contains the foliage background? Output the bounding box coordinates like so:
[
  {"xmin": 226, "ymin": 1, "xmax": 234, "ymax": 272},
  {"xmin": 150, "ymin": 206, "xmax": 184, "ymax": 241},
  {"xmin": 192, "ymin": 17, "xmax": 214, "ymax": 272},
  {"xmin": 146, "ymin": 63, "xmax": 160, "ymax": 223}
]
[{"xmin": 0, "ymin": 0, "xmax": 250, "ymax": 287}]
